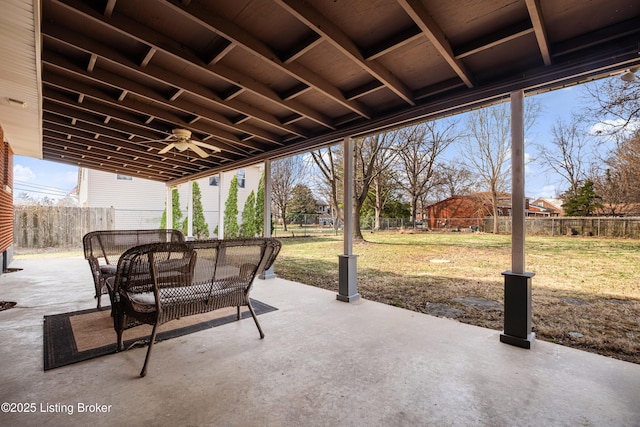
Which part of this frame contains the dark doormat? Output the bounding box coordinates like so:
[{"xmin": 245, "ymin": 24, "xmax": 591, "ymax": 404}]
[{"xmin": 43, "ymin": 299, "xmax": 277, "ymax": 370}]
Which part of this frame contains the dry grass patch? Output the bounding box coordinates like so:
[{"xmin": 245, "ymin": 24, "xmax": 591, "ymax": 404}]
[{"xmin": 276, "ymin": 233, "xmax": 640, "ymax": 364}]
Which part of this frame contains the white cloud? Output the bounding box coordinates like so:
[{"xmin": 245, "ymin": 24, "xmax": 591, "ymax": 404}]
[
  {"xmin": 13, "ymin": 164, "xmax": 36, "ymax": 182},
  {"xmin": 589, "ymin": 118, "xmax": 640, "ymax": 137},
  {"xmin": 533, "ymin": 184, "xmax": 557, "ymax": 199},
  {"xmin": 60, "ymin": 171, "xmax": 78, "ymax": 189}
]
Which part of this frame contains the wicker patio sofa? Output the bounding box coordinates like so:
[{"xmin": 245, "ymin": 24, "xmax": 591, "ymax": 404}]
[
  {"xmin": 83, "ymin": 229, "xmax": 186, "ymax": 309},
  {"xmin": 110, "ymin": 237, "xmax": 281, "ymax": 377}
]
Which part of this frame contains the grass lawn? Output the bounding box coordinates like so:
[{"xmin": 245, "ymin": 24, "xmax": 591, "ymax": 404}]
[{"xmin": 275, "ymin": 231, "xmax": 640, "ymax": 364}]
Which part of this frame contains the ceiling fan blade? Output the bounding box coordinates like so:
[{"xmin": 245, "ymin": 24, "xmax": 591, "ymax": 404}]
[
  {"xmin": 191, "ymin": 140, "xmax": 222, "ymax": 152},
  {"xmin": 158, "ymin": 143, "xmax": 175, "ymax": 154},
  {"xmin": 188, "ymin": 143, "xmax": 209, "ymax": 158}
]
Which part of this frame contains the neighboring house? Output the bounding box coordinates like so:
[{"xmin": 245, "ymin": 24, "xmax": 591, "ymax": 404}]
[
  {"xmin": 424, "ymin": 193, "xmax": 534, "ymax": 228},
  {"xmin": 78, "ymin": 165, "xmax": 263, "ymax": 235},
  {"xmin": 423, "ymin": 195, "xmax": 492, "ymax": 229},
  {"xmin": 527, "ymin": 202, "xmax": 559, "ymax": 217},
  {"xmin": 532, "ymin": 198, "xmax": 564, "ymax": 216},
  {"xmin": 315, "ymin": 200, "xmax": 334, "ymax": 225}
]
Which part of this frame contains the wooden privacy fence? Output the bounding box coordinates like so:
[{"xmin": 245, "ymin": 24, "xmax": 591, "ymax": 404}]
[{"xmin": 13, "ymin": 206, "xmax": 114, "ymax": 248}]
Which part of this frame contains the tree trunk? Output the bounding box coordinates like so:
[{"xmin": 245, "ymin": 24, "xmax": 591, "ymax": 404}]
[
  {"xmin": 353, "ymin": 199, "xmax": 364, "ymax": 240},
  {"xmin": 374, "ymin": 179, "xmax": 382, "ymax": 231},
  {"xmin": 411, "ymin": 196, "xmax": 418, "ymax": 227},
  {"xmin": 491, "ymin": 190, "xmax": 499, "ymax": 234},
  {"xmin": 281, "ymin": 207, "xmax": 288, "ymax": 231}
]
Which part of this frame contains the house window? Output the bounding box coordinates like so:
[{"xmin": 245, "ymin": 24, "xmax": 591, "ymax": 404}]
[
  {"xmin": 237, "ymin": 170, "xmax": 245, "ymax": 188},
  {"xmin": 116, "ymin": 174, "xmax": 133, "ymax": 181},
  {"xmin": 209, "ymin": 175, "xmax": 219, "ymax": 186}
]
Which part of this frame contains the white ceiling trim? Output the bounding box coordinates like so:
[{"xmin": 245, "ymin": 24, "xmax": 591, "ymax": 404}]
[{"xmin": 0, "ymin": 0, "xmax": 42, "ymax": 158}]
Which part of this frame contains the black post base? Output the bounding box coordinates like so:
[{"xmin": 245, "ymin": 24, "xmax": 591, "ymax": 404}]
[
  {"xmin": 501, "ymin": 271, "xmax": 535, "ymax": 349},
  {"xmin": 500, "ymin": 332, "xmax": 535, "ymax": 349}
]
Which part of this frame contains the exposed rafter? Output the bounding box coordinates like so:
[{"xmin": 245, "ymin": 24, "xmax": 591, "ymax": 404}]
[
  {"xmin": 51, "ymin": 0, "xmax": 336, "ymax": 130},
  {"xmin": 28, "ymin": 0, "xmax": 640, "ymax": 186},
  {"xmin": 275, "ymin": 0, "xmax": 415, "ymax": 106},
  {"xmin": 397, "ymin": 0, "xmax": 474, "ymax": 88},
  {"xmin": 525, "ymin": 0, "xmax": 552, "ymax": 66},
  {"xmin": 162, "ymin": 0, "xmax": 372, "ymax": 120},
  {"xmin": 41, "ymin": 24, "xmax": 304, "ymax": 143}
]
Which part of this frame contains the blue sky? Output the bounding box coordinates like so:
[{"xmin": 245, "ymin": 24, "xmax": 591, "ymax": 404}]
[
  {"xmin": 522, "ymin": 85, "xmax": 581, "ymax": 199},
  {"xmin": 13, "ymin": 155, "xmax": 79, "ymax": 200},
  {"xmin": 12, "ymin": 81, "xmax": 603, "ymax": 202}
]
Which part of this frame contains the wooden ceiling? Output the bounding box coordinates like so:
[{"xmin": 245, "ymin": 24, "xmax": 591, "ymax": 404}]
[{"xmin": 39, "ymin": 0, "xmax": 640, "ymax": 185}]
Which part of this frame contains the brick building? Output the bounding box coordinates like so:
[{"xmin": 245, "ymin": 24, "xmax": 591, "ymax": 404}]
[{"xmin": 424, "ymin": 193, "xmax": 521, "ymax": 229}]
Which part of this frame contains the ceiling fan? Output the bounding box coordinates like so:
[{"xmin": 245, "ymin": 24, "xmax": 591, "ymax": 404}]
[{"xmin": 152, "ymin": 128, "xmax": 221, "ymax": 158}]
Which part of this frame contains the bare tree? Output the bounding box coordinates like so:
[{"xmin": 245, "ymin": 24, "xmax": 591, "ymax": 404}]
[
  {"xmin": 353, "ymin": 131, "xmax": 404, "ymax": 240},
  {"xmin": 536, "ymin": 116, "xmax": 591, "ymax": 198},
  {"xmin": 582, "ymin": 75, "xmax": 640, "ymax": 135},
  {"xmin": 369, "ymin": 167, "xmax": 400, "ymax": 230},
  {"xmin": 396, "ymin": 120, "xmax": 459, "ymax": 226},
  {"xmin": 591, "ymin": 130, "xmax": 640, "ymax": 211},
  {"xmin": 611, "ymin": 131, "xmax": 640, "ymax": 203},
  {"xmin": 434, "ymin": 163, "xmax": 479, "ymax": 199},
  {"xmin": 311, "ymin": 144, "xmax": 343, "ymax": 232},
  {"xmin": 461, "ymin": 100, "xmax": 540, "ymax": 233},
  {"xmin": 271, "ymin": 154, "xmax": 307, "ymax": 231}
]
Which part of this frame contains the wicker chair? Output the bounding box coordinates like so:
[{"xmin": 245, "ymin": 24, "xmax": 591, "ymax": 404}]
[
  {"xmin": 83, "ymin": 229, "xmax": 185, "ymax": 309},
  {"xmin": 111, "ymin": 238, "xmax": 281, "ymax": 377}
]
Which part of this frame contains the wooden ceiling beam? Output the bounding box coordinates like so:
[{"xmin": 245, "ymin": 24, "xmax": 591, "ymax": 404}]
[
  {"xmin": 43, "ymin": 144, "xmax": 183, "ymax": 182},
  {"xmin": 207, "ymin": 41, "xmax": 235, "ymax": 65},
  {"xmin": 45, "ymin": 130, "xmax": 215, "ymax": 172},
  {"xmin": 103, "ymin": 0, "xmax": 116, "ymax": 18},
  {"xmin": 43, "ymin": 137, "xmax": 191, "ymax": 180},
  {"xmin": 454, "ymin": 20, "xmax": 535, "ymax": 59},
  {"xmin": 50, "ymin": 0, "xmax": 336, "ymax": 130},
  {"xmin": 364, "ymin": 26, "xmax": 423, "ymax": 61},
  {"xmin": 42, "ymin": 26, "xmax": 305, "ymax": 141},
  {"xmin": 43, "ymin": 132, "xmax": 197, "ymax": 176},
  {"xmin": 525, "ymin": 0, "xmax": 552, "ymax": 66},
  {"xmin": 43, "ymin": 109, "xmax": 164, "ymax": 142},
  {"xmin": 44, "ymin": 94, "xmax": 238, "ymax": 165},
  {"xmin": 275, "ymin": 0, "xmax": 414, "ymax": 106},
  {"xmin": 397, "ymin": 0, "xmax": 474, "ymax": 88},
  {"xmin": 42, "ymin": 60, "xmax": 261, "ymax": 156},
  {"xmin": 42, "ymin": 117, "xmax": 218, "ymax": 170},
  {"xmin": 42, "ymin": 89, "xmax": 239, "ymax": 161},
  {"xmin": 283, "ymin": 33, "xmax": 323, "ymax": 64},
  {"xmin": 164, "ymin": 0, "xmax": 373, "ymax": 118}
]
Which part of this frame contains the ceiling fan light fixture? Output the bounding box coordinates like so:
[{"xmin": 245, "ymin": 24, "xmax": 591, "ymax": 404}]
[
  {"xmin": 174, "ymin": 140, "xmax": 190, "ymax": 151},
  {"xmin": 172, "ymin": 128, "xmax": 192, "ymax": 139}
]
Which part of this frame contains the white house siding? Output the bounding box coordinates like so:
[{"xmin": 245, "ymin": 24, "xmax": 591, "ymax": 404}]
[
  {"xmin": 78, "ymin": 165, "xmax": 263, "ymax": 234},
  {"xmin": 177, "ymin": 165, "xmax": 263, "ymax": 237},
  {"xmin": 78, "ymin": 169, "xmax": 166, "ymax": 229}
]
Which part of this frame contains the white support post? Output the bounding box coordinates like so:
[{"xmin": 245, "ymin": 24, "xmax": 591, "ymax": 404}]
[
  {"xmin": 166, "ymin": 186, "xmax": 173, "ymax": 230},
  {"xmin": 511, "ymin": 92, "xmax": 525, "ymax": 275},
  {"xmin": 217, "ymin": 173, "xmax": 225, "ymax": 239},
  {"xmin": 187, "ymin": 181, "xmax": 193, "ymax": 239},
  {"xmin": 337, "ymin": 137, "xmax": 360, "ymax": 302},
  {"xmin": 501, "ymin": 90, "xmax": 535, "ymax": 349},
  {"xmin": 260, "ymin": 160, "xmax": 276, "ymax": 279}
]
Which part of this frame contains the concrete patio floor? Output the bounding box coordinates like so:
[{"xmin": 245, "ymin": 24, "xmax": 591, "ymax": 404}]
[{"xmin": 0, "ymin": 255, "xmax": 639, "ymax": 427}]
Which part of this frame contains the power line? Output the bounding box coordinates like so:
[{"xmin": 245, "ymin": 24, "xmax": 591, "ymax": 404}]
[{"xmin": 13, "ymin": 180, "xmax": 74, "ymax": 193}]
